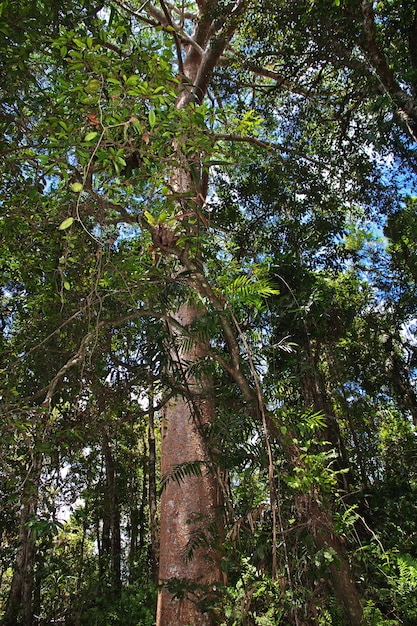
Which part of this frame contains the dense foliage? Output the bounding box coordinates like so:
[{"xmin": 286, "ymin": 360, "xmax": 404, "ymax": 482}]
[{"xmin": 1, "ymin": 0, "xmax": 416, "ymax": 624}]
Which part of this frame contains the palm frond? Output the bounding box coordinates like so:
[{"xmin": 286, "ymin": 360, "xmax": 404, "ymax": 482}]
[{"xmin": 160, "ymin": 460, "xmax": 205, "ymax": 491}]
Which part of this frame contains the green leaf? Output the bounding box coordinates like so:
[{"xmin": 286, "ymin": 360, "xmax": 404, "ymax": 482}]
[
  {"xmin": 156, "ymin": 210, "xmax": 169, "ymax": 224},
  {"xmin": 125, "ymin": 75, "xmax": 139, "ymax": 86},
  {"xmin": 84, "ymin": 79, "xmax": 101, "ymax": 94},
  {"xmin": 144, "ymin": 210, "xmax": 156, "ymax": 226},
  {"xmin": 70, "ymin": 182, "xmax": 83, "ymax": 193},
  {"xmin": 149, "ymin": 108, "xmax": 156, "ymax": 129},
  {"xmin": 73, "ymin": 37, "xmax": 85, "ymax": 48},
  {"xmin": 58, "ymin": 217, "xmax": 74, "ymax": 230},
  {"xmin": 84, "ymin": 131, "xmax": 98, "ymax": 142},
  {"xmin": 63, "ymin": 281, "xmax": 71, "ymax": 291}
]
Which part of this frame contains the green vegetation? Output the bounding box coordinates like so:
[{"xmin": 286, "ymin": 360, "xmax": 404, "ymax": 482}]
[{"xmin": 1, "ymin": 0, "xmax": 417, "ymax": 624}]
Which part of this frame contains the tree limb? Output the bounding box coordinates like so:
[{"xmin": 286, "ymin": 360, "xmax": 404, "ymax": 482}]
[
  {"xmin": 361, "ymin": 0, "xmax": 417, "ymax": 140},
  {"xmin": 191, "ymin": 1, "xmax": 247, "ymax": 103}
]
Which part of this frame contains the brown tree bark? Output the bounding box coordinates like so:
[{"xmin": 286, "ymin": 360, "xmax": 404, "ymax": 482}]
[
  {"xmin": 141, "ymin": 3, "xmax": 363, "ymax": 625},
  {"xmin": 297, "ymin": 349, "xmax": 362, "ymax": 623},
  {"xmin": 299, "ymin": 495, "xmax": 363, "ymax": 626},
  {"xmin": 176, "ymin": 259, "xmax": 364, "ymax": 624},
  {"xmin": 156, "ymin": 303, "xmax": 222, "ymax": 625},
  {"xmin": 102, "ymin": 431, "xmax": 122, "ymax": 596},
  {"xmin": 2, "ymin": 451, "xmax": 42, "ymax": 626},
  {"xmin": 148, "ymin": 393, "xmax": 159, "ymax": 585},
  {"xmin": 360, "ymin": 0, "xmax": 417, "ymax": 141}
]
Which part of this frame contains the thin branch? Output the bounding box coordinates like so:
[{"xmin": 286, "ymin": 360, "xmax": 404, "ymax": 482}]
[
  {"xmin": 42, "ymin": 323, "xmax": 105, "ymax": 408},
  {"xmin": 166, "ymin": 1, "xmax": 196, "ymax": 21},
  {"xmin": 25, "ymin": 307, "xmax": 158, "ymax": 407},
  {"xmin": 212, "ymin": 133, "xmax": 280, "ymax": 152},
  {"xmin": 113, "ymin": 0, "xmax": 157, "ymax": 24},
  {"xmin": 234, "ymin": 60, "xmax": 312, "ymax": 98},
  {"xmin": 145, "ymin": 1, "xmax": 170, "ymax": 25},
  {"xmin": 160, "ymin": 0, "xmax": 184, "ymax": 75},
  {"xmin": 25, "ymin": 304, "xmax": 156, "ymax": 363},
  {"xmin": 144, "ymin": 1, "xmax": 205, "ymax": 55}
]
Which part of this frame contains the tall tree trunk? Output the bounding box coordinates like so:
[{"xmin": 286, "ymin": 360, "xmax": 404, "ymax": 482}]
[
  {"xmin": 149, "ymin": 3, "xmax": 245, "ymax": 622},
  {"xmin": 301, "ymin": 495, "xmax": 363, "ymax": 626},
  {"xmin": 128, "ymin": 420, "xmax": 139, "ymax": 585},
  {"xmin": 299, "ymin": 350, "xmax": 362, "ymax": 623},
  {"xmin": 301, "ymin": 346, "xmax": 353, "ymax": 491},
  {"xmin": 2, "ymin": 451, "xmax": 42, "ymax": 626},
  {"xmin": 183, "ymin": 268, "xmax": 364, "ymax": 624},
  {"xmin": 156, "ymin": 303, "xmax": 222, "ymax": 626},
  {"xmin": 148, "ymin": 391, "xmax": 159, "ymax": 585},
  {"xmin": 102, "ymin": 431, "xmax": 122, "ymax": 596},
  {"xmin": 385, "ymin": 334, "xmax": 417, "ymax": 425}
]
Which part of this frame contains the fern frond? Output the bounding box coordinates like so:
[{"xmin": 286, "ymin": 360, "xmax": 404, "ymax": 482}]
[
  {"xmin": 160, "ymin": 460, "xmax": 205, "ymax": 491},
  {"xmin": 233, "ymin": 276, "xmax": 278, "ymax": 309},
  {"xmin": 184, "ymin": 519, "xmax": 220, "ymax": 563}
]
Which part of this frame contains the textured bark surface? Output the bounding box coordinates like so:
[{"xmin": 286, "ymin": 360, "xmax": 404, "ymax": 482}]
[
  {"xmin": 102, "ymin": 432, "xmax": 122, "ymax": 596},
  {"xmin": 296, "ymin": 493, "xmax": 363, "ymax": 626},
  {"xmin": 318, "ymin": 530, "xmax": 363, "ymax": 626},
  {"xmin": 148, "ymin": 398, "xmax": 159, "ymax": 584},
  {"xmin": 3, "ymin": 452, "xmax": 42, "ymax": 626},
  {"xmin": 156, "ymin": 303, "xmax": 222, "ymax": 626}
]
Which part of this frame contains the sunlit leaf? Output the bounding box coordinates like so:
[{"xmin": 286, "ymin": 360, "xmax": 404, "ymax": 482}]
[
  {"xmin": 144, "ymin": 210, "xmax": 156, "ymax": 226},
  {"xmin": 58, "ymin": 217, "xmax": 74, "ymax": 230},
  {"xmin": 84, "ymin": 131, "xmax": 98, "ymax": 142}
]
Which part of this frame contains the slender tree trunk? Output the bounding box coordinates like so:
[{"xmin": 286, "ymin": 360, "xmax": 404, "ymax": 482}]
[
  {"xmin": 300, "ymin": 345, "xmax": 354, "ymax": 493},
  {"xmin": 102, "ymin": 431, "xmax": 122, "ymax": 596},
  {"xmin": 303, "ymin": 496, "xmax": 363, "ymax": 626},
  {"xmin": 148, "ymin": 393, "xmax": 159, "ymax": 585},
  {"xmin": 299, "ymin": 351, "xmax": 362, "ymax": 623},
  {"xmin": 386, "ymin": 335, "xmax": 417, "ymax": 425},
  {"xmin": 95, "ymin": 513, "xmax": 104, "ymax": 586},
  {"xmin": 2, "ymin": 452, "xmax": 42, "ymax": 626},
  {"xmin": 342, "ymin": 387, "xmax": 368, "ymax": 488},
  {"xmin": 128, "ymin": 428, "xmax": 139, "ymax": 585}
]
